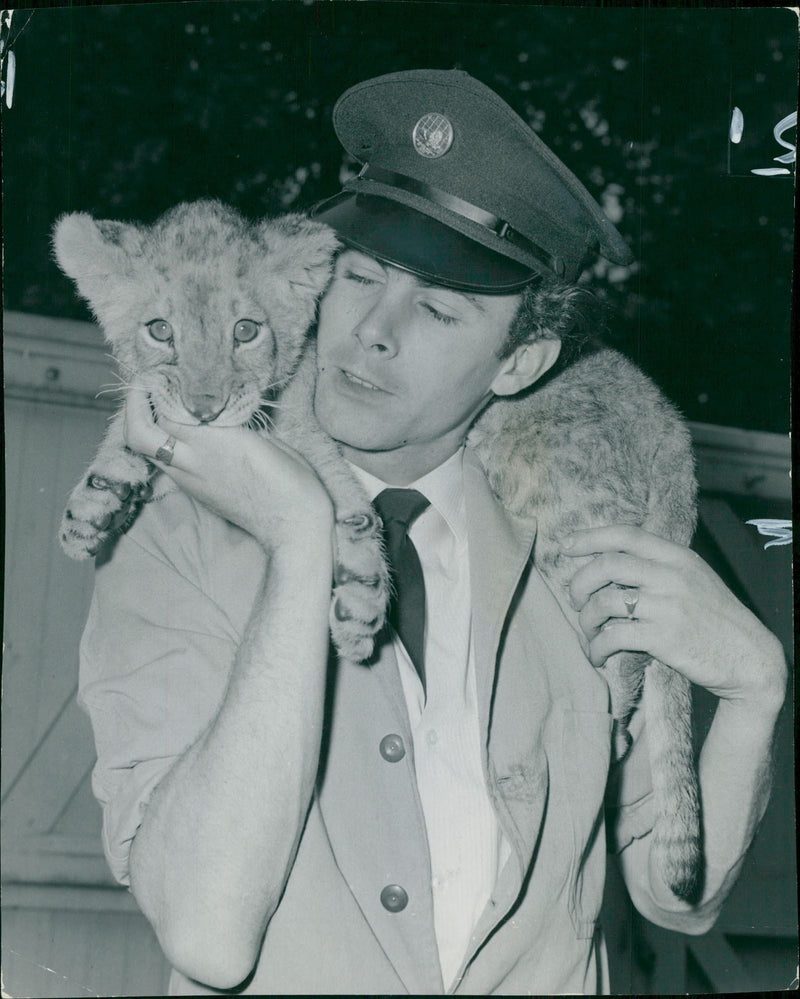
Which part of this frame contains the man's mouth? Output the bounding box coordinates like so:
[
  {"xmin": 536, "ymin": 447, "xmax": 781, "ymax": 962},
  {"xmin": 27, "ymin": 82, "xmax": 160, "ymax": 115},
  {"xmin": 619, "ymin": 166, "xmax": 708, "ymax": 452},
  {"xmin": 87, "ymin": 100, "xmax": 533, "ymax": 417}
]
[{"xmin": 341, "ymin": 368, "xmax": 384, "ymax": 392}]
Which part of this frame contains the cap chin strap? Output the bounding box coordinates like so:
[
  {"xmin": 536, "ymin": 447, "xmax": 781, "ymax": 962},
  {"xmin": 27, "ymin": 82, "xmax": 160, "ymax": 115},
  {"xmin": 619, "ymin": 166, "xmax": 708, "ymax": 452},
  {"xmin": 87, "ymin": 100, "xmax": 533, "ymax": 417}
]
[{"xmin": 356, "ymin": 163, "xmax": 565, "ymax": 277}]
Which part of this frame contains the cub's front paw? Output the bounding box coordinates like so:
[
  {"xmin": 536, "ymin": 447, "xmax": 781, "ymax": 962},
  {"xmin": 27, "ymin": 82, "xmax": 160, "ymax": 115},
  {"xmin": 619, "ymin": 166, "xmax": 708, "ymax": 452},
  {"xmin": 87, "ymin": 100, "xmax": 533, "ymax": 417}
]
[
  {"xmin": 60, "ymin": 474, "xmax": 150, "ymax": 559},
  {"xmin": 329, "ymin": 510, "xmax": 390, "ymax": 662}
]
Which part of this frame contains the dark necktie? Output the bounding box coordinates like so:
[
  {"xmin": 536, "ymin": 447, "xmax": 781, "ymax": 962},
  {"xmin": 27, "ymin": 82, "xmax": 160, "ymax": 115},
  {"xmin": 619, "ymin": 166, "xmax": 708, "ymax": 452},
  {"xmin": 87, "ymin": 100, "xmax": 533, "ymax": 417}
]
[{"xmin": 373, "ymin": 488, "xmax": 431, "ymax": 692}]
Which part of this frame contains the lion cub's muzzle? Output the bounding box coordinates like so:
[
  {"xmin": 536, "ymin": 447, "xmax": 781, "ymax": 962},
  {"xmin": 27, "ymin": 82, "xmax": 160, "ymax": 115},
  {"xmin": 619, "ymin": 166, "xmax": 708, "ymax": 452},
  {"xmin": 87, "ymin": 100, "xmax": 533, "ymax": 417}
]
[{"xmin": 180, "ymin": 391, "xmax": 231, "ymax": 423}]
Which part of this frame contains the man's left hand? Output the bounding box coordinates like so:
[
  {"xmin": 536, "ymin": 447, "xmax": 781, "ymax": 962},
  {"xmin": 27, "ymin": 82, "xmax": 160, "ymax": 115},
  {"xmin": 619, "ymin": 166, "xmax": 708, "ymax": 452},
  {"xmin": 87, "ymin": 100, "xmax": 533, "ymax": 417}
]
[{"xmin": 562, "ymin": 526, "xmax": 786, "ymax": 710}]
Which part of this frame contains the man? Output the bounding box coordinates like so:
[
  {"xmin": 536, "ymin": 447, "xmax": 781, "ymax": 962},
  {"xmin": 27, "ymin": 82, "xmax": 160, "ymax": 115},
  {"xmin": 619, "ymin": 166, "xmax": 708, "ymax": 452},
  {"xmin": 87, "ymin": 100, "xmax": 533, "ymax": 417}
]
[{"xmin": 80, "ymin": 70, "xmax": 786, "ymax": 994}]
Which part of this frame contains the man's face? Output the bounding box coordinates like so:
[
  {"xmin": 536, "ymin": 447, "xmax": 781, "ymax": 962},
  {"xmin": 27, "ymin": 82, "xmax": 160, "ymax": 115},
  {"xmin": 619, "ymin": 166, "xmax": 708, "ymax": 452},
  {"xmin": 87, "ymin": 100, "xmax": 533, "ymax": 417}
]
[{"xmin": 313, "ymin": 249, "xmax": 522, "ymax": 480}]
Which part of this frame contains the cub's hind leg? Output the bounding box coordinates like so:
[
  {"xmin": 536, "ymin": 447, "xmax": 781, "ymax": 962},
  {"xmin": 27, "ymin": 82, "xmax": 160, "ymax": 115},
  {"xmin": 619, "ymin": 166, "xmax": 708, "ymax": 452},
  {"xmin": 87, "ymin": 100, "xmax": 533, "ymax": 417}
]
[{"xmin": 60, "ymin": 409, "xmax": 154, "ymax": 559}]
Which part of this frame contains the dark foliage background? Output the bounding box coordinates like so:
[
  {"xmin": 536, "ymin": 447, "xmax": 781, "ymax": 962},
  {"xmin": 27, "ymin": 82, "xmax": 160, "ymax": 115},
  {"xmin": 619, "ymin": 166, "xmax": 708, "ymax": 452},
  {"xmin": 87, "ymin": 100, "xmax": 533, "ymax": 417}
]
[{"xmin": 2, "ymin": 1, "xmax": 796, "ymax": 432}]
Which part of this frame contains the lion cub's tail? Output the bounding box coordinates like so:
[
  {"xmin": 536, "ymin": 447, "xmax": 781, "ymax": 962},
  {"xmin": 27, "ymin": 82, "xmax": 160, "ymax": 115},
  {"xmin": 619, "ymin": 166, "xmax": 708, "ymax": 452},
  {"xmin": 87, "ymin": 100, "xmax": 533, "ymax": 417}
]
[{"xmin": 645, "ymin": 659, "xmax": 703, "ymax": 902}]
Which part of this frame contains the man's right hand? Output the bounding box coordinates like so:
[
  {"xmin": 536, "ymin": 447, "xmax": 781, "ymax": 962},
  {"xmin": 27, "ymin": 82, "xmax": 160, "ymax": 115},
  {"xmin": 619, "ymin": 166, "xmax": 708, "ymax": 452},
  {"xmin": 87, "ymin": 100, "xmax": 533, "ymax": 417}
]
[
  {"xmin": 124, "ymin": 382, "xmax": 335, "ymax": 551},
  {"xmin": 120, "ymin": 383, "xmax": 337, "ymax": 986}
]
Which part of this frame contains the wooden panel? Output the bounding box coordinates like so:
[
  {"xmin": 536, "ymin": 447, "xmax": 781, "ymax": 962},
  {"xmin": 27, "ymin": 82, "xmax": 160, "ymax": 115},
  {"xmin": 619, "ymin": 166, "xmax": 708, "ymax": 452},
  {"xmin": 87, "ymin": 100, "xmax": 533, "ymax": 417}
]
[
  {"xmin": 3, "ymin": 884, "xmax": 141, "ymax": 913},
  {"xmin": 2, "ymin": 903, "xmax": 170, "ymax": 998},
  {"xmin": 2, "ymin": 400, "xmax": 110, "ymax": 796},
  {"xmin": 2, "ymin": 318, "xmax": 170, "ymax": 996},
  {"xmin": 723, "ymin": 936, "xmax": 800, "ymax": 991},
  {"xmin": 2, "ymin": 696, "xmax": 98, "ymax": 840},
  {"xmin": 690, "ymin": 931, "xmax": 758, "ymax": 993},
  {"xmin": 610, "ymin": 908, "xmax": 798, "ymax": 994},
  {"xmin": 689, "ymin": 421, "xmax": 791, "ymax": 501},
  {"xmin": 50, "ymin": 771, "xmax": 104, "ymax": 838},
  {"xmin": 695, "ymin": 494, "xmax": 797, "ymax": 950},
  {"xmin": 3, "ymin": 394, "xmax": 113, "ymax": 884},
  {"xmin": 4, "ymin": 309, "xmax": 115, "ymax": 409},
  {"xmin": 698, "ymin": 496, "xmax": 793, "ymax": 643},
  {"xmin": 3, "ymin": 840, "xmax": 116, "ymax": 887}
]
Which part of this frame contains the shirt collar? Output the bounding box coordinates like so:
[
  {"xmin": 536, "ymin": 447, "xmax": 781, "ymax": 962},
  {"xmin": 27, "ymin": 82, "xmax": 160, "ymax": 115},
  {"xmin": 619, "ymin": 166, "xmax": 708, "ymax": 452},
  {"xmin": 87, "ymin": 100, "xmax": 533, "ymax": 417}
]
[{"xmin": 346, "ymin": 448, "xmax": 468, "ymax": 545}]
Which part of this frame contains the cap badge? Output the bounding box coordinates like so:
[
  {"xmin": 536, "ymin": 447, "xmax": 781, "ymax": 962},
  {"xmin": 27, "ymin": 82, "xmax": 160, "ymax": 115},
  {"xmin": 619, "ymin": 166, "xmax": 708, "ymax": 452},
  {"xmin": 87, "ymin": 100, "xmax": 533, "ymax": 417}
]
[{"xmin": 412, "ymin": 113, "xmax": 454, "ymax": 159}]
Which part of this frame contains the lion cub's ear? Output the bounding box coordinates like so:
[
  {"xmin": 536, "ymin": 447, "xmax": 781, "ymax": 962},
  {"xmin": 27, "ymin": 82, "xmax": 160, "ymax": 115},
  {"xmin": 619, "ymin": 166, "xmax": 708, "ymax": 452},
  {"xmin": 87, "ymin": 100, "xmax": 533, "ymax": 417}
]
[
  {"xmin": 52, "ymin": 213, "xmax": 144, "ymax": 318},
  {"xmin": 258, "ymin": 214, "xmax": 340, "ymax": 305}
]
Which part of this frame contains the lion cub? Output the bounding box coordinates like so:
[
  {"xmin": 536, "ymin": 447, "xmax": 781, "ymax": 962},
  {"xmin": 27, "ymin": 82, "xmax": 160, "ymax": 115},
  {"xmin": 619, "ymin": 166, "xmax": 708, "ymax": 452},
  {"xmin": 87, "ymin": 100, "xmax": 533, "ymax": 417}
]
[{"xmin": 53, "ymin": 200, "xmax": 388, "ymax": 662}]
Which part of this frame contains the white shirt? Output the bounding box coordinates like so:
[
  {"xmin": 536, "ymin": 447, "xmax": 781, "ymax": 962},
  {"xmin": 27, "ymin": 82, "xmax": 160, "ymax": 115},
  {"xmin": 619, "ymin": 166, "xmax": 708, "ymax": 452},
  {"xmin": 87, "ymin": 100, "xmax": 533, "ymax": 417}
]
[{"xmin": 349, "ymin": 449, "xmax": 510, "ymax": 989}]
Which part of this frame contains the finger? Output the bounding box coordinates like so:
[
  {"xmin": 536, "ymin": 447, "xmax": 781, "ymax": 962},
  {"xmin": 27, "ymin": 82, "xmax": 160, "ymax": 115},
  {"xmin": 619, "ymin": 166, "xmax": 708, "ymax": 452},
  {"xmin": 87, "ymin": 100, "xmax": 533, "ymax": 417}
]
[
  {"xmin": 561, "ymin": 525, "xmax": 681, "ymax": 562},
  {"xmin": 587, "ymin": 617, "xmax": 651, "ymax": 668},
  {"xmin": 124, "ymin": 388, "xmax": 187, "ymax": 442},
  {"xmin": 123, "ymin": 385, "xmax": 158, "ymax": 453},
  {"xmin": 578, "ymin": 584, "xmax": 643, "ymax": 638},
  {"xmin": 124, "ymin": 388, "xmax": 189, "ymax": 467},
  {"xmin": 151, "ymin": 410, "xmax": 196, "ymax": 435},
  {"xmin": 569, "ymin": 552, "xmax": 658, "ymax": 611}
]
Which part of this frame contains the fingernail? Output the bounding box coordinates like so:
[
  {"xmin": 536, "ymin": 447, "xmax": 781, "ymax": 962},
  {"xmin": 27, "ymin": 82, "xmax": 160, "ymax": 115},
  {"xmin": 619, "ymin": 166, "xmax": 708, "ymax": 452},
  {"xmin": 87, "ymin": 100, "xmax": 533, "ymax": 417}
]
[{"xmin": 561, "ymin": 534, "xmax": 575, "ymax": 551}]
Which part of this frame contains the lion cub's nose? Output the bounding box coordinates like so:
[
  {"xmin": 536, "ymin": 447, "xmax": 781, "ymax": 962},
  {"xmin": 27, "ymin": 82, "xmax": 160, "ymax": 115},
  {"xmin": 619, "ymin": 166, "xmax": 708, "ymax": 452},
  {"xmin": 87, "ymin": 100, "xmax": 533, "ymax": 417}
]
[{"xmin": 187, "ymin": 394, "xmax": 229, "ymax": 423}]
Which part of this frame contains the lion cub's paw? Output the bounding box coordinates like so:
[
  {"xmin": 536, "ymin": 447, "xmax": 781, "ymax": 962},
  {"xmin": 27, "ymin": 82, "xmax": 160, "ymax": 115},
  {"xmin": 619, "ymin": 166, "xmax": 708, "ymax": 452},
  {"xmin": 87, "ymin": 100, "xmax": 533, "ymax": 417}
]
[
  {"xmin": 60, "ymin": 457, "xmax": 152, "ymax": 560},
  {"xmin": 329, "ymin": 511, "xmax": 390, "ymax": 663}
]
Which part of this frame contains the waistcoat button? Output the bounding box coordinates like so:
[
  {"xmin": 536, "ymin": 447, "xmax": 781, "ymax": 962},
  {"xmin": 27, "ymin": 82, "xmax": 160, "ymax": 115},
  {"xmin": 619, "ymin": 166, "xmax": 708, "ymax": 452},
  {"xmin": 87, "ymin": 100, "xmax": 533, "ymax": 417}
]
[
  {"xmin": 380, "ymin": 884, "xmax": 409, "ymax": 912},
  {"xmin": 379, "ymin": 733, "xmax": 406, "ymax": 762}
]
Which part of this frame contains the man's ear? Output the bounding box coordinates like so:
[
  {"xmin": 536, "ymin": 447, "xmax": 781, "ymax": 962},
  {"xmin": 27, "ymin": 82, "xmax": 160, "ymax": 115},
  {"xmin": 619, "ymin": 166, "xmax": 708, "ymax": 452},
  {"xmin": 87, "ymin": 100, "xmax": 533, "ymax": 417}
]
[{"xmin": 490, "ymin": 338, "xmax": 562, "ymax": 397}]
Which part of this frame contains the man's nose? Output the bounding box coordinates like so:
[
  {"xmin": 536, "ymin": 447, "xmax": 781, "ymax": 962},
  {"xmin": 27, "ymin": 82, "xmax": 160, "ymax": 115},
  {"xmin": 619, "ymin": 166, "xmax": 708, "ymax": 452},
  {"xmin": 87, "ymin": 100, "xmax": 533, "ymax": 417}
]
[{"xmin": 352, "ymin": 291, "xmax": 401, "ymax": 356}]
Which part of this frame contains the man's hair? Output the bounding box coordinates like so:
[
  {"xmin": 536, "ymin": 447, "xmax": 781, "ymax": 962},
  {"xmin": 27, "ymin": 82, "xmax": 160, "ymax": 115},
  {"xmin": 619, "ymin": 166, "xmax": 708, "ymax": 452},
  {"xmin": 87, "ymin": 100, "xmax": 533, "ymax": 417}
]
[{"xmin": 497, "ymin": 277, "xmax": 604, "ymax": 367}]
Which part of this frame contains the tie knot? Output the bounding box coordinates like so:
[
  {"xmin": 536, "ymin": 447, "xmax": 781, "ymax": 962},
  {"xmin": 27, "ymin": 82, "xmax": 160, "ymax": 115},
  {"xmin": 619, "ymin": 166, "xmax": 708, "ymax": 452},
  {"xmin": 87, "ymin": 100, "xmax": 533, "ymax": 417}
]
[{"xmin": 373, "ymin": 488, "xmax": 430, "ymax": 532}]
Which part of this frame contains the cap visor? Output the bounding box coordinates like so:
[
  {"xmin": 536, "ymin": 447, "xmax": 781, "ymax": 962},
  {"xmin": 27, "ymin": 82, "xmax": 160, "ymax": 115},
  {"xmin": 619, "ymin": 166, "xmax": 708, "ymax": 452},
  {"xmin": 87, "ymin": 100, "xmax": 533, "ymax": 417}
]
[{"xmin": 312, "ymin": 193, "xmax": 537, "ymax": 293}]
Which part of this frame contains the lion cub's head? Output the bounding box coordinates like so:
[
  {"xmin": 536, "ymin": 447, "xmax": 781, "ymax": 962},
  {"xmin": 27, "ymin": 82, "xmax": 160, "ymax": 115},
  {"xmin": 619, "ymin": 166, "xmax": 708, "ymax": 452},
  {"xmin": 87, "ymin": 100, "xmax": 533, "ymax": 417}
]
[{"xmin": 53, "ymin": 199, "xmax": 338, "ymax": 426}]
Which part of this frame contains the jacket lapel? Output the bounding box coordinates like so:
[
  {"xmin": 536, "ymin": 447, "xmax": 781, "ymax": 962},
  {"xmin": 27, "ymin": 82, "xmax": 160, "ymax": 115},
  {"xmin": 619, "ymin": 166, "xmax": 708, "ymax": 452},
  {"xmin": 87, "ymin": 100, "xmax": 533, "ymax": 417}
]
[
  {"xmin": 463, "ymin": 448, "xmax": 537, "ymax": 748},
  {"xmin": 462, "ymin": 449, "xmax": 553, "ymax": 913}
]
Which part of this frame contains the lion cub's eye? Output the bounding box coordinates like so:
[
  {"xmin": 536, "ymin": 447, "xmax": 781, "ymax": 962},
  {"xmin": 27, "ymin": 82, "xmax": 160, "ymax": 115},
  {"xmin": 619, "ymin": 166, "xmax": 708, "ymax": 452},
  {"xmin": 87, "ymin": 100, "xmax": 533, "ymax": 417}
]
[
  {"xmin": 233, "ymin": 319, "xmax": 260, "ymax": 344},
  {"xmin": 146, "ymin": 319, "xmax": 174, "ymax": 342}
]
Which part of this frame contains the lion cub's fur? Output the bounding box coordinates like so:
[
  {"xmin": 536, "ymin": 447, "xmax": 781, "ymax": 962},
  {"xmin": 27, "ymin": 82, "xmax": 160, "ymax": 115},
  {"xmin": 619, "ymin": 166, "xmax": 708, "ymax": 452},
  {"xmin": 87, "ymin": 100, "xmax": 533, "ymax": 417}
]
[
  {"xmin": 53, "ymin": 200, "xmax": 388, "ymax": 662},
  {"xmin": 469, "ymin": 348, "xmax": 702, "ymax": 901}
]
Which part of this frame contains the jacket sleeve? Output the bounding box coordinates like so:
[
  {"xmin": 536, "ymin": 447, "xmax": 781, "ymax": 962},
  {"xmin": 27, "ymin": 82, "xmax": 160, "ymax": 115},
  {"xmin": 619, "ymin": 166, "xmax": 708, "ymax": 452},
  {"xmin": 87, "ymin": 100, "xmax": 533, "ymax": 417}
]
[
  {"xmin": 604, "ymin": 701, "xmax": 655, "ymax": 853},
  {"xmin": 77, "ymin": 491, "xmax": 266, "ymax": 886}
]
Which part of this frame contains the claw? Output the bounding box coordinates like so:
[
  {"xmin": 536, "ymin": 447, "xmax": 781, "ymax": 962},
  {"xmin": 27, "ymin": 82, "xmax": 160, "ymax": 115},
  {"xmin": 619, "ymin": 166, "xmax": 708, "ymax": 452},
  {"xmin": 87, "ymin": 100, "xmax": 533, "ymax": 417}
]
[
  {"xmin": 332, "ymin": 595, "xmax": 352, "ymax": 622},
  {"xmin": 334, "ymin": 564, "xmax": 381, "ymax": 588},
  {"xmin": 134, "ymin": 480, "xmax": 154, "ymax": 502},
  {"xmin": 340, "ymin": 511, "xmax": 380, "ymax": 538},
  {"xmin": 88, "ymin": 475, "xmax": 132, "ymax": 501}
]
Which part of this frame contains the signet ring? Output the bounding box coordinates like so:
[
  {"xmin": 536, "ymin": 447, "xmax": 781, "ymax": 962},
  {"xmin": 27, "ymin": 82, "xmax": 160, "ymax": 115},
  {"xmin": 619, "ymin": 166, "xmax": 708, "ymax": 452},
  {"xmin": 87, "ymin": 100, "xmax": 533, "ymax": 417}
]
[
  {"xmin": 154, "ymin": 434, "xmax": 177, "ymax": 466},
  {"xmin": 623, "ymin": 589, "xmax": 640, "ymax": 618}
]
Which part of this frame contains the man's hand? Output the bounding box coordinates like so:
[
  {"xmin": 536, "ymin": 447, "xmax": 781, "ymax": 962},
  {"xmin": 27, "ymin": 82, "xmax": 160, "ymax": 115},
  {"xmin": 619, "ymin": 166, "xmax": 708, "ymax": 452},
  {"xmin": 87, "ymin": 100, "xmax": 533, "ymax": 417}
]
[
  {"xmin": 121, "ymin": 382, "xmax": 337, "ymax": 986},
  {"xmin": 561, "ymin": 525, "xmax": 786, "ymax": 710},
  {"xmin": 124, "ymin": 383, "xmax": 334, "ymax": 551},
  {"xmin": 565, "ymin": 525, "xmax": 787, "ymax": 930}
]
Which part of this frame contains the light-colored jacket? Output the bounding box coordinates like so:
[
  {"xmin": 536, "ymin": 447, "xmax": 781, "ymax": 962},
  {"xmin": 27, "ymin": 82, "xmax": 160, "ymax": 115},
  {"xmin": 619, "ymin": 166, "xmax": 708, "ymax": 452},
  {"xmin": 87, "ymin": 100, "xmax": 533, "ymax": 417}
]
[{"xmin": 79, "ymin": 448, "xmax": 653, "ymax": 995}]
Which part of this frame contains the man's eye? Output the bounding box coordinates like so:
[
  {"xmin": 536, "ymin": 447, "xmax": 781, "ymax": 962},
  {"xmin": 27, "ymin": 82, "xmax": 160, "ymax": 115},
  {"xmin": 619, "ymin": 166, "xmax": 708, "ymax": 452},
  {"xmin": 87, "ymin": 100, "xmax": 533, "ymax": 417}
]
[
  {"xmin": 343, "ymin": 270, "xmax": 379, "ymax": 286},
  {"xmin": 146, "ymin": 319, "xmax": 174, "ymax": 342},
  {"xmin": 234, "ymin": 319, "xmax": 260, "ymax": 343},
  {"xmin": 421, "ymin": 303, "xmax": 457, "ymax": 325}
]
